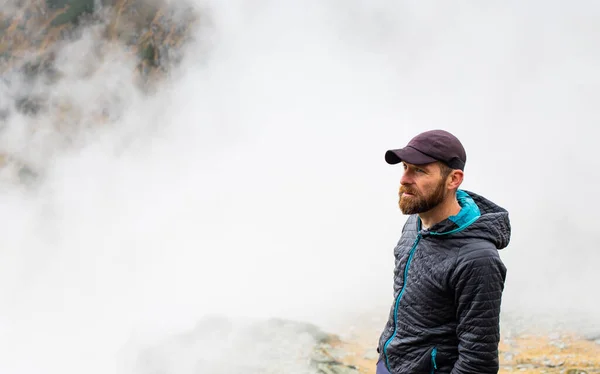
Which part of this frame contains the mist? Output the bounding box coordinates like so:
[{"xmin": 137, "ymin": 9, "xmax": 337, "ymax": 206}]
[{"xmin": 1, "ymin": 0, "xmax": 599, "ymax": 373}]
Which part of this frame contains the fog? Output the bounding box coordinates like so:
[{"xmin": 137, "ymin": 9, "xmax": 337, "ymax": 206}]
[{"xmin": 1, "ymin": 0, "xmax": 599, "ymax": 373}]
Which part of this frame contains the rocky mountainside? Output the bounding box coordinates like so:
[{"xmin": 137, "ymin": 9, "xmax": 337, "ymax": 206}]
[{"xmin": 1, "ymin": 0, "xmax": 200, "ymax": 185}]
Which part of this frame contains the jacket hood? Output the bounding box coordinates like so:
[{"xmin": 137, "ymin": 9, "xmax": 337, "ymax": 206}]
[{"xmin": 422, "ymin": 189, "xmax": 511, "ymax": 250}]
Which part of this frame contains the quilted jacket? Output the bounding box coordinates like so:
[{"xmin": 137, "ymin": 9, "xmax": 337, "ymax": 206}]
[{"xmin": 377, "ymin": 190, "xmax": 510, "ymax": 373}]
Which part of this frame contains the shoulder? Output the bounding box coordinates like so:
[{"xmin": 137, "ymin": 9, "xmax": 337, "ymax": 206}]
[
  {"xmin": 393, "ymin": 215, "xmax": 419, "ymax": 254},
  {"xmin": 456, "ymin": 239, "xmax": 502, "ymax": 263},
  {"xmin": 396, "ymin": 215, "xmax": 419, "ymax": 244},
  {"xmin": 401, "ymin": 215, "xmax": 419, "ymax": 234},
  {"xmin": 452, "ymin": 239, "xmax": 507, "ymax": 280}
]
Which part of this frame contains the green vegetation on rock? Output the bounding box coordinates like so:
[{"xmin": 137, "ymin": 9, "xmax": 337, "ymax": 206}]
[
  {"xmin": 45, "ymin": 0, "xmax": 95, "ymax": 26},
  {"xmin": 0, "ymin": 0, "xmax": 200, "ymax": 184}
]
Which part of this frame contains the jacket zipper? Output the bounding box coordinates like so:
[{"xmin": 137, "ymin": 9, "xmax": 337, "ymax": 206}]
[
  {"xmin": 382, "ymin": 233, "xmax": 422, "ymax": 371},
  {"xmin": 430, "ymin": 347, "xmax": 438, "ymax": 374}
]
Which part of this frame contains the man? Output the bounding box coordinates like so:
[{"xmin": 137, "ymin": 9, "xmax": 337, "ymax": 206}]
[{"xmin": 376, "ymin": 129, "xmax": 510, "ymax": 374}]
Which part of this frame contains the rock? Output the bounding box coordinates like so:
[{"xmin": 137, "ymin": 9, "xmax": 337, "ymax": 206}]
[
  {"xmin": 542, "ymin": 357, "xmax": 565, "ymax": 367},
  {"xmin": 363, "ymin": 349, "xmax": 379, "ymax": 361},
  {"xmin": 312, "ymin": 340, "xmax": 360, "ymax": 374},
  {"xmin": 264, "ymin": 318, "xmax": 334, "ymax": 344},
  {"xmin": 516, "ymin": 363, "xmax": 536, "ymax": 370},
  {"xmin": 313, "ymin": 362, "xmax": 360, "ymax": 374},
  {"xmin": 548, "ymin": 340, "xmax": 568, "ymax": 350},
  {"xmin": 583, "ymin": 332, "xmax": 600, "ymax": 341},
  {"xmin": 133, "ymin": 316, "xmax": 360, "ymax": 374}
]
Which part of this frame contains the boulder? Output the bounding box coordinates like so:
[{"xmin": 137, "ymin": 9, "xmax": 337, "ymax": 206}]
[{"xmin": 133, "ymin": 316, "xmax": 361, "ymax": 374}]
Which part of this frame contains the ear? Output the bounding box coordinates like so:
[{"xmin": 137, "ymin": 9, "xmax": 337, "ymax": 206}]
[{"xmin": 447, "ymin": 170, "xmax": 464, "ymax": 190}]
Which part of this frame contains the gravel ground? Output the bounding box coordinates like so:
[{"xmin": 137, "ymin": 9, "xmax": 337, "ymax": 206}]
[{"xmin": 326, "ymin": 325, "xmax": 600, "ymax": 374}]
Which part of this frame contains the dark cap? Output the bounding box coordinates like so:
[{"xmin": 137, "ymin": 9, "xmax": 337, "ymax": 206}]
[{"xmin": 385, "ymin": 129, "xmax": 467, "ymax": 170}]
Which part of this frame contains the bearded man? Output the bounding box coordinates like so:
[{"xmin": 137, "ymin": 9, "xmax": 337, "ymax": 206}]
[{"xmin": 376, "ymin": 129, "xmax": 510, "ymax": 374}]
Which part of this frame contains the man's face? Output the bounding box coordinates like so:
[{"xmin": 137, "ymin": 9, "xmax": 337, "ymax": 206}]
[{"xmin": 398, "ymin": 162, "xmax": 449, "ymax": 215}]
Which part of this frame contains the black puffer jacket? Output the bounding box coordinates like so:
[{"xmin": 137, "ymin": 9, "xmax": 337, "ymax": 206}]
[{"xmin": 377, "ymin": 190, "xmax": 510, "ymax": 374}]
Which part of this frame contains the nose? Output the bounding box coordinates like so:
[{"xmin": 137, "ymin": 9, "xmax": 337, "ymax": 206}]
[{"xmin": 400, "ymin": 170, "xmax": 413, "ymax": 186}]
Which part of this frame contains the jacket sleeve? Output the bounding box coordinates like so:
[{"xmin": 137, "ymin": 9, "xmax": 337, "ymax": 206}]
[{"xmin": 450, "ymin": 244, "xmax": 507, "ymax": 374}]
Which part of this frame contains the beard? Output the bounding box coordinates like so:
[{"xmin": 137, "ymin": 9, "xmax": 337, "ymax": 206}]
[{"xmin": 398, "ymin": 179, "xmax": 447, "ymax": 215}]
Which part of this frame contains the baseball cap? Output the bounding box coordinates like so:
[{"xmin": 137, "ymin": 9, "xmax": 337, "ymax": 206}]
[{"xmin": 384, "ymin": 129, "xmax": 467, "ymax": 170}]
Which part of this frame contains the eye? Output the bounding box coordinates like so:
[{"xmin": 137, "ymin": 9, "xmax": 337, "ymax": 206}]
[{"xmin": 415, "ymin": 168, "xmax": 425, "ymax": 173}]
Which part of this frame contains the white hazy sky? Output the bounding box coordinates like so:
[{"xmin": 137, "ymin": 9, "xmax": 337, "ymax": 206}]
[{"xmin": 0, "ymin": 0, "xmax": 599, "ymax": 373}]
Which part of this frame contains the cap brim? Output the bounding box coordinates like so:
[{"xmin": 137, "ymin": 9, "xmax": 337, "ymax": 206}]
[{"xmin": 385, "ymin": 147, "xmax": 438, "ymax": 165}]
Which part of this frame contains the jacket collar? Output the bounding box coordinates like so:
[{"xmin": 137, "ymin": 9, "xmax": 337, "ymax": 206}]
[{"xmin": 419, "ymin": 190, "xmax": 481, "ymax": 236}]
